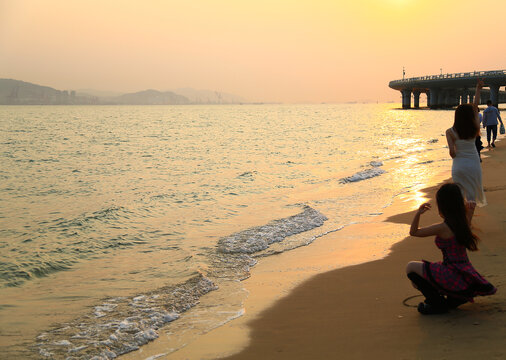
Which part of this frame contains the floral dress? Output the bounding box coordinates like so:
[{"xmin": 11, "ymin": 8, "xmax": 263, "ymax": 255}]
[{"xmin": 423, "ymin": 236, "xmax": 496, "ymax": 301}]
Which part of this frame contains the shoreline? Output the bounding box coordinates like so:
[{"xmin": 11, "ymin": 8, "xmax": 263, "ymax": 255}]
[
  {"xmin": 120, "ymin": 165, "xmax": 453, "ymax": 359},
  {"xmin": 218, "ymin": 146, "xmax": 506, "ymax": 359},
  {"xmin": 1, "ymin": 103, "xmax": 461, "ymax": 359},
  {"xmin": 121, "ymin": 146, "xmax": 504, "ymax": 360}
]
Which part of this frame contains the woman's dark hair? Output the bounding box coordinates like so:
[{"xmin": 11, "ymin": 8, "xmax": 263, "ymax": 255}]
[
  {"xmin": 454, "ymin": 104, "xmax": 479, "ymax": 139},
  {"xmin": 436, "ymin": 183, "xmax": 479, "ymax": 251}
]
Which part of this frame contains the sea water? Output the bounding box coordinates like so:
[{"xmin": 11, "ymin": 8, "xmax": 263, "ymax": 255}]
[{"xmin": 0, "ymin": 104, "xmax": 458, "ymax": 358}]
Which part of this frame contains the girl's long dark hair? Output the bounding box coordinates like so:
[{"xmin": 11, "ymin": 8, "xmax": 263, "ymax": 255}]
[
  {"xmin": 436, "ymin": 183, "xmax": 479, "ymax": 251},
  {"xmin": 454, "ymin": 104, "xmax": 479, "ymax": 139}
]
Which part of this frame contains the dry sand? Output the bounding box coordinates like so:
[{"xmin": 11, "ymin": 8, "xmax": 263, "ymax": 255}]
[
  {"xmin": 122, "ymin": 146, "xmax": 505, "ymax": 360},
  {"xmin": 219, "ymin": 147, "xmax": 506, "ymax": 360}
]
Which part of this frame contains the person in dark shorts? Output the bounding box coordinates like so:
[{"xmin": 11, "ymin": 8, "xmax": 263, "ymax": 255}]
[{"xmin": 482, "ymin": 100, "xmax": 503, "ymax": 148}]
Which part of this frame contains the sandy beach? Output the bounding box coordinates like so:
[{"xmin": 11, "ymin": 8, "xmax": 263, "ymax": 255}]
[
  {"xmin": 122, "ymin": 144, "xmax": 505, "ymax": 360},
  {"xmin": 4, "ymin": 3, "xmax": 506, "ymax": 358},
  {"xmin": 218, "ymin": 149, "xmax": 506, "ymax": 359}
]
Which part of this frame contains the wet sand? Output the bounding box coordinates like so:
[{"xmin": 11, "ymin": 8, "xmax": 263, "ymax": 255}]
[
  {"xmin": 217, "ymin": 147, "xmax": 506, "ymax": 359},
  {"xmin": 121, "ymin": 147, "xmax": 505, "ymax": 360}
]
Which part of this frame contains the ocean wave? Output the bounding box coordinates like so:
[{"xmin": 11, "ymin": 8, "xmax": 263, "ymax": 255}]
[
  {"xmin": 0, "ymin": 206, "xmax": 146, "ymax": 288},
  {"xmin": 50, "ymin": 206, "xmax": 133, "ymax": 229},
  {"xmin": 339, "ymin": 168, "xmax": 386, "ymax": 184},
  {"xmin": 0, "ymin": 258, "xmax": 74, "ymax": 287},
  {"xmin": 237, "ymin": 170, "xmax": 257, "ymax": 178},
  {"xmin": 34, "ymin": 274, "xmax": 217, "ymax": 359},
  {"xmin": 217, "ymin": 205, "xmax": 328, "ymax": 254},
  {"xmin": 207, "ymin": 252, "xmax": 258, "ymax": 281},
  {"xmin": 32, "ymin": 204, "xmax": 331, "ymax": 358},
  {"xmin": 255, "ymin": 225, "xmax": 345, "ymax": 257},
  {"xmin": 0, "ymin": 234, "xmax": 147, "ymax": 288}
]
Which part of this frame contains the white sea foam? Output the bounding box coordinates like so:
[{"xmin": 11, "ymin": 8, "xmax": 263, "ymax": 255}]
[
  {"xmin": 94, "ymin": 303, "xmax": 118, "ymax": 318},
  {"xmin": 217, "ymin": 205, "xmax": 328, "ymax": 254},
  {"xmin": 34, "ymin": 205, "xmax": 331, "ymax": 358},
  {"xmin": 69, "ymin": 345, "xmax": 88, "ymax": 353},
  {"xmin": 34, "ymin": 275, "xmax": 216, "ymax": 359},
  {"xmin": 3, "ymin": 104, "xmax": 454, "ymax": 358},
  {"xmin": 340, "ymin": 168, "xmax": 386, "ymax": 184},
  {"xmin": 53, "ymin": 340, "xmax": 72, "ymax": 346}
]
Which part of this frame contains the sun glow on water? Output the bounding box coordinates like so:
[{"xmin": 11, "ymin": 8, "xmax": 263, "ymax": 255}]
[{"xmin": 0, "ymin": 103, "xmax": 455, "ymax": 358}]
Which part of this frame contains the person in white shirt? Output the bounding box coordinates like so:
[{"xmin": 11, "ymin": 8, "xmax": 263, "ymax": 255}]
[{"xmin": 482, "ymin": 100, "xmax": 503, "ymax": 148}]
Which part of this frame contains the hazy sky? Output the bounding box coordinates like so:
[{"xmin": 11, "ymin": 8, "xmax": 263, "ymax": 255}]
[{"xmin": 1, "ymin": 0, "xmax": 505, "ymax": 103}]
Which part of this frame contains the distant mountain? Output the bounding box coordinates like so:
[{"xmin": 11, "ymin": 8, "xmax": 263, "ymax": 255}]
[
  {"xmin": 173, "ymin": 88, "xmax": 246, "ymax": 104},
  {"xmin": 113, "ymin": 89, "xmax": 190, "ymax": 105},
  {"xmin": 0, "ymin": 79, "xmax": 247, "ymax": 105},
  {"xmin": 0, "ymin": 79, "xmax": 98, "ymax": 105},
  {"xmin": 76, "ymin": 89, "xmax": 125, "ymax": 98}
]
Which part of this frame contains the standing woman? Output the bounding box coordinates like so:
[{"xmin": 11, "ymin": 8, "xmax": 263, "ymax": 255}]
[{"xmin": 445, "ymin": 80, "xmax": 486, "ymax": 215}]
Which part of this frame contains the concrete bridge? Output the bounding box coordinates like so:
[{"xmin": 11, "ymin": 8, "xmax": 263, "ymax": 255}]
[{"xmin": 389, "ymin": 70, "xmax": 506, "ymax": 109}]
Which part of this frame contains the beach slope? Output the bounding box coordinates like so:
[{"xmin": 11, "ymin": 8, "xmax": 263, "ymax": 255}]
[{"xmin": 220, "ymin": 148, "xmax": 506, "ymax": 359}]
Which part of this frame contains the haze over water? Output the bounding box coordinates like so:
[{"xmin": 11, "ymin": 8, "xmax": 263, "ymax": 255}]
[
  {"xmin": 2, "ymin": 1, "xmax": 506, "ymax": 103},
  {"xmin": 2, "ymin": 0, "xmax": 505, "ymax": 358},
  {"xmin": 0, "ymin": 103, "xmax": 462, "ymax": 358}
]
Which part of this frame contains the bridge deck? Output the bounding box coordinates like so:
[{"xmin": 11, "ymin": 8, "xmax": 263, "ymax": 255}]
[{"xmin": 388, "ymin": 70, "xmax": 506, "ymax": 108}]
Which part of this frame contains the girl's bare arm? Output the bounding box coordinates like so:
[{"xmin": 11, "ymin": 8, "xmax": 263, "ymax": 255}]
[
  {"xmin": 446, "ymin": 128, "xmax": 457, "ymax": 158},
  {"xmin": 410, "ymin": 203, "xmax": 447, "ymax": 238},
  {"xmin": 473, "ymin": 79, "xmax": 484, "ymax": 107}
]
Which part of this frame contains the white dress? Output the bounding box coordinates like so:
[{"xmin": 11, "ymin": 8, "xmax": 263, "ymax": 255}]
[{"xmin": 451, "ymin": 128, "xmax": 487, "ymax": 206}]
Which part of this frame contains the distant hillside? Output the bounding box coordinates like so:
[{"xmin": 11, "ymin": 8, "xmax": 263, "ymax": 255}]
[
  {"xmin": 76, "ymin": 89, "xmax": 124, "ymax": 98},
  {"xmin": 0, "ymin": 79, "xmax": 247, "ymax": 105},
  {"xmin": 173, "ymin": 88, "xmax": 246, "ymax": 104},
  {"xmin": 0, "ymin": 79, "xmax": 98, "ymax": 105},
  {"xmin": 113, "ymin": 89, "xmax": 190, "ymax": 105}
]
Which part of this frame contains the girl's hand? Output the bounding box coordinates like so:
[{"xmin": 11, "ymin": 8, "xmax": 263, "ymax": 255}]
[
  {"xmin": 417, "ymin": 203, "xmax": 431, "ymax": 214},
  {"xmin": 476, "ymin": 79, "xmax": 484, "ymax": 89}
]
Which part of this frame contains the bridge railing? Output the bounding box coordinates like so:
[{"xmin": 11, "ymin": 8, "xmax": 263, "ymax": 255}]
[{"xmin": 391, "ymin": 69, "xmax": 506, "ymax": 84}]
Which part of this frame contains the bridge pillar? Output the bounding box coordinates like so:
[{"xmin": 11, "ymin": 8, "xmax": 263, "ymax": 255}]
[
  {"xmin": 462, "ymin": 93, "xmax": 468, "ymax": 104},
  {"xmin": 429, "ymin": 88, "xmax": 439, "ymax": 108},
  {"xmin": 401, "ymin": 89, "xmax": 411, "ymax": 109},
  {"xmin": 469, "ymin": 94, "xmax": 474, "ymax": 103},
  {"xmin": 442, "ymin": 90, "xmax": 458, "ymax": 108},
  {"xmin": 451, "ymin": 91, "xmax": 460, "ymax": 107},
  {"xmin": 438, "ymin": 90, "xmax": 446, "ymax": 108},
  {"xmin": 448, "ymin": 92, "xmax": 454, "ymax": 107},
  {"xmin": 413, "ymin": 90, "xmax": 421, "ymax": 108},
  {"xmin": 444, "ymin": 91, "xmax": 453, "ymax": 108},
  {"xmin": 489, "ymin": 84, "xmax": 500, "ymax": 107}
]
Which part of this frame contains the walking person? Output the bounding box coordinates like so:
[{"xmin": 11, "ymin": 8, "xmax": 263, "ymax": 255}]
[
  {"xmin": 445, "ymin": 80, "xmax": 486, "ymax": 215},
  {"xmin": 482, "ymin": 100, "xmax": 503, "ymax": 148}
]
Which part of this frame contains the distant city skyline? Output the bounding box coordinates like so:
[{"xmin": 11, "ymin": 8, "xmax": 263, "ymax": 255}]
[
  {"xmin": 0, "ymin": 78, "xmax": 250, "ymax": 105},
  {"xmin": 1, "ymin": 0, "xmax": 505, "ymax": 103}
]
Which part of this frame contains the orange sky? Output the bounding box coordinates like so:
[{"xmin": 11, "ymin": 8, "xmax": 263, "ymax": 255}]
[{"xmin": 1, "ymin": 0, "xmax": 505, "ymax": 103}]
